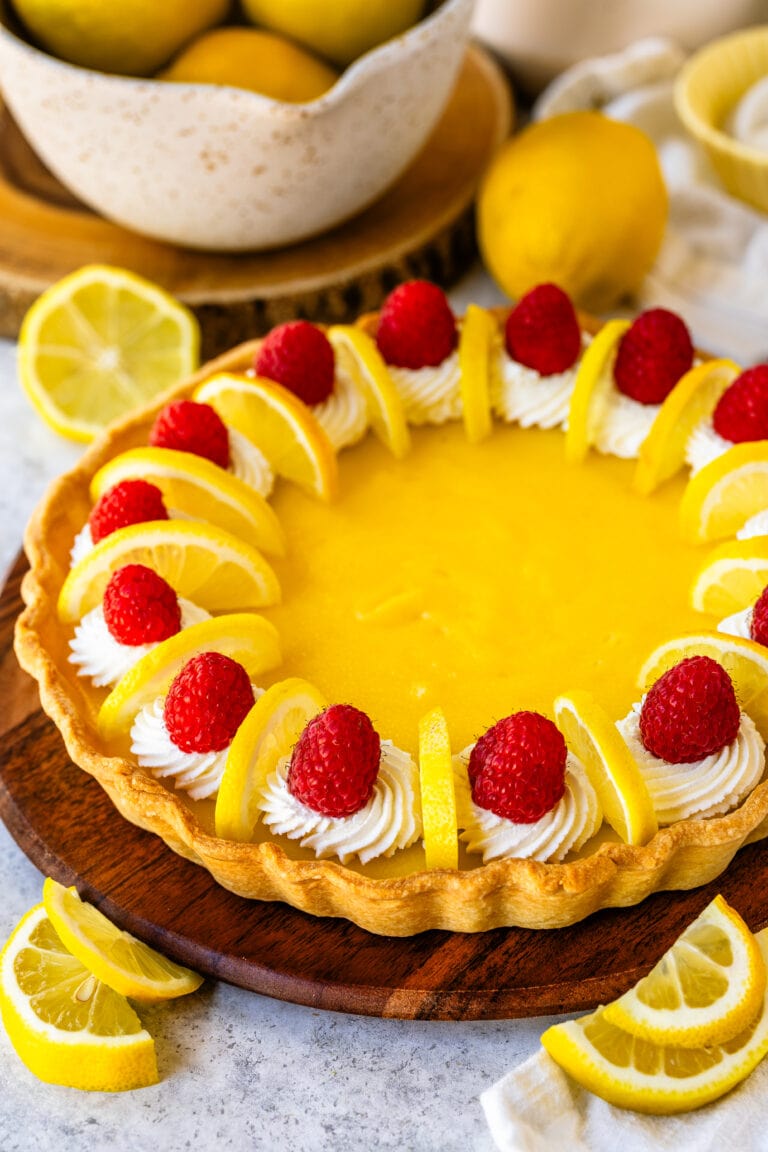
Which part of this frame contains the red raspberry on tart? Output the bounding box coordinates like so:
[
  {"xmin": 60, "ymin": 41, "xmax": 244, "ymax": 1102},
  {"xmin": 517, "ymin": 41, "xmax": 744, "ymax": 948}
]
[
  {"xmin": 287, "ymin": 703, "xmax": 381, "ymax": 817},
  {"xmin": 750, "ymin": 586, "xmax": 768, "ymax": 647},
  {"xmin": 88, "ymin": 479, "xmax": 168, "ymax": 544},
  {"xmin": 468, "ymin": 711, "xmax": 567, "ymax": 823},
  {"xmin": 376, "ymin": 280, "xmax": 457, "ymax": 369},
  {"xmin": 613, "ymin": 308, "xmax": 694, "ymax": 405},
  {"xmin": 149, "ymin": 399, "xmax": 230, "ymax": 469},
  {"xmin": 639, "ymin": 656, "xmax": 740, "ymax": 764},
  {"xmin": 504, "ymin": 283, "xmax": 581, "ymax": 376},
  {"xmin": 255, "ymin": 320, "xmax": 335, "ymax": 406},
  {"xmin": 102, "ymin": 564, "xmax": 181, "ymax": 646},
  {"xmin": 164, "ymin": 652, "xmax": 255, "ymax": 754},
  {"xmin": 712, "ymin": 366, "xmax": 768, "ymax": 444}
]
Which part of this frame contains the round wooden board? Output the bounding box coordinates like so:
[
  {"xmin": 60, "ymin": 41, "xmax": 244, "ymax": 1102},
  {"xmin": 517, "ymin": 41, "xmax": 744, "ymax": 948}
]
[
  {"xmin": 3, "ymin": 555, "xmax": 768, "ymax": 1019},
  {"xmin": 0, "ymin": 46, "xmax": 512, "ymax": 361}
]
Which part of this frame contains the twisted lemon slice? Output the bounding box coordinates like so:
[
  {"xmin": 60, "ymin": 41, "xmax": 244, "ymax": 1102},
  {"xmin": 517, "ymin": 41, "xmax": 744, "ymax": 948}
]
[
  {"xmin": 418, "ymin": 706, "xmax": 458, "ymax": 870},
  {"xmin": 328, "ymin": 325, "xmax": 410, "ymax": 458},
  {"xmin": 680, "ymin": 442, "xmax": 768, "ymax": 544},
  {"xmin": 565, "ymin": 318, "xmax": 629, "ymax": 463},
  {"xmin": 690, "ymin": 538, "xmax": 768, "ymax": 616},
  {"xmin": 457, "ymin": 304, "xmax": 496, "ymax": 444}
]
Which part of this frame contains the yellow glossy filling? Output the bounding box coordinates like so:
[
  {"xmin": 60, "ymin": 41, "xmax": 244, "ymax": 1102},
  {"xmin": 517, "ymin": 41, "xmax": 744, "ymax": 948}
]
[{"xmin": 262, "ymin": 419, "xmax": 706, "ymax": 756}]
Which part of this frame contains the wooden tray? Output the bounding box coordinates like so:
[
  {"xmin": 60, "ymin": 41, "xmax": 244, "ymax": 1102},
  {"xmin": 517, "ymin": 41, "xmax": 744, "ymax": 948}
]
[
  {"xmin": 0, "ymin": 47, "xmax": 512, "ymax": 361},
  {"xmin": 3, "ymin": 553, "xmax": 768, "ymax": 1019}
]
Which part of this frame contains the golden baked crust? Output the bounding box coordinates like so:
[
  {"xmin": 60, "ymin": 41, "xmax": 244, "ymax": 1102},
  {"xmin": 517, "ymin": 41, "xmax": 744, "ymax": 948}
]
[{"xmin": 15, "ymin": 330, "xmax": 768, "ymax": 936}]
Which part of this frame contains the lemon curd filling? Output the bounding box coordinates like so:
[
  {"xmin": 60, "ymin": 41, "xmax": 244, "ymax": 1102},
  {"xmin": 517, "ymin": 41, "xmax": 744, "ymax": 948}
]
[{"xmin": 262, "ymin": 419, "xmax": 705, "ymax": 755}]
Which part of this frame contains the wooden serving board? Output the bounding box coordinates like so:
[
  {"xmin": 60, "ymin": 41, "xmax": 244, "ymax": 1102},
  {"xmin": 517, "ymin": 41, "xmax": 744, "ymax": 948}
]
[
  {"xmin": 3, "ymin": 554, "xmax": 768, "ymax": 1019},
  {"xmin": 0, "ymin": 47, "xmax": 512, "ymax": 362}
]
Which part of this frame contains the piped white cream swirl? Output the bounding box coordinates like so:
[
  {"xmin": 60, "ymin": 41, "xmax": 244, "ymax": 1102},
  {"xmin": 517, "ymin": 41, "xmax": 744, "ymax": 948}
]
[
  {"xmin": 593, "ymin": 393, "xmax": 661, "ymax": 459},
  {"xmin": 312, "ymin": 371, "xmax": 368, "ymax": 450},
  {"xmin": 454, "ymin": 749, "xmax": 601, "ymax": 863},
  {"xmin": 718, "ymin": 606, "xmax": 754, "ymax": 641},
  {"xmin": 385, "ymin": 352, "xmax": 462, "ymax": 425},
  {"xmin": 617, "ymin": 703, "xmax": 765, "ymax": 825},
  {"xmin": 227, "ymin": 428, "xmax": 274, "ymax": 496},
  {"xmin": 257, "ymin": 740, "xmax": 422, "ymax": 865},
  {"xmin": 685, "ymin": 420, "xmax": 734, "ymax": 473},
  {"xmin": 738, "ymin": 509, "xmax": 768, "ymax": 540},
  {"xmin": 69, "ymin": 598, "xmax": 210, "ymax": 687},
  {"xmin": 492, "ymin": 334, "xmax": 589, "ymax": 430}
]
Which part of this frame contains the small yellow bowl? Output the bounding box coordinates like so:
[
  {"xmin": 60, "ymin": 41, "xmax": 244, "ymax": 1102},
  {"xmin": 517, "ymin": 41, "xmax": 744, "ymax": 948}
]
[{"xmin": 675, "ymin": 26, "xmax": 768, "ymax": 214}]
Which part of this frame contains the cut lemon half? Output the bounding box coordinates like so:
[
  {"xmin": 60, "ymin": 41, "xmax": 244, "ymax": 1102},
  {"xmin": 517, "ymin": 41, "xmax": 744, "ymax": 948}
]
[
  {"xmin": 42, "ymin": 879, "xmax": 202, "ymax": 1003},
  {"xmin": 215, "ymin": 676, "xmax": 326, "ymax": 841},
  {"xmin": 0, "ymin": 903, "xmax": 157, "ymax": 1092},
  {"xmin": 541, "ymin": 931, "xmax": 768, "ymax": 1114},
  {"xmin": 634, "ymin": 359, "xmax": 740, "ymax": 496},
  {"xmin": 418, "ymin": 706, "xmax": 458, "ymax": 870},
  {"xmin": 565, "ymin": 318, "xmax": 629, "ymax": 464},
  {"xmin": 637, "ymin": 631, "xmax": 768, "ymax": 739},
  {"xmin": 328, "ymin": 325, "xmax": 410, "ymax": 459},
  {"xmin": 57, "ymin": 519, "xmax": 281, "ymax": 623},
  {"xmin": 90, "ymin": 446, "xmax": 285, "ymax": 556},
  {"xmin": 457, "ymin": 305, "xmax": 496, "ymax": 444},
  {"xmin": 18, "ymin": 264, "xmax": 199, "ymax": 443},
  {"xmin": 690, "ymin": 537, "xmax": 768, "ymax": 616},
  {"xmin": 680, "ymin": 442, "xmax": 768, "ymax": 544},
  {"xmin": 194, "ymin": 372, "xmax": 338, "ymax": 500},
  {"xmin": 603, "ymin": 895, "xmax": 765, "ymax": 1047},
  {"xmin": 554, "ymin": 689, "xmax": 657, "ymax": 846},
  {"xmin": 98, "ymin": 612, "xmax": 281, "ymax": 739}
]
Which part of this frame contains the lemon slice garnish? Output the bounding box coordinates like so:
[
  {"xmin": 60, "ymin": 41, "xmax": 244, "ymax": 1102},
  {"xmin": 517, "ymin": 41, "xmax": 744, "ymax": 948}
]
[
  {"xmin": 565, "ymin": 318, "xmax": 629, "ymax": 464},
  {"xmin": 42, "ymin": 879, "xmax": 202, "ymax": 1003},
  {"xmin": 679, "ymin": 442, "xmax": 768, "ymax": 544},
  {"xmin": 328, "ymin": 325, "xmax": 411, "ymax": 459},
  {"xmin": 18, "ymin": 264, "xmax": 199, "ymax": 443},
  {"xmin": 194, "ymin": 372, "xmax": 338, "ymax": 500},
  {"xmin": 457, "ymin": 305, "xmax": 496, "ymax": 444},
  {"xmin": 418, "ymin": 706, "xmax": 458, "ymax": 870},
  {"xmin": 690, "ymin": 538, "xmax": 768, "ymax": 616}
]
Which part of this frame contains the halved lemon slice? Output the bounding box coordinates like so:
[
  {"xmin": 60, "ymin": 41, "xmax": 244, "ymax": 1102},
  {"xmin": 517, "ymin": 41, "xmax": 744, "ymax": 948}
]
[
  {"xmin": 42, "ymin": 879, "xmax": 202, "ymax": 1003},
  {"xmin": 18, "ymin": 264, "xmax": 199, "ymax": 443},
  {"xmin": 637, "ymin": 631, "xmax": 768, "ymax": 739},
  {"xmin": 194, "ymin": 372, "xmax": 338, "ymax": 500},
  {"xmin": 418, "ymin": 706, "xmax": 458, "ymax": 870},
  {"xmin": 680, "ymin": 442, "xmax": 768, "ymax": 544},
  {"xmin": 457, "ymin": 305, "xmax": 496, "ymax": 444},
  {"xmin": 554, "ymin": 690, "xmax": 657, "ymax": 846},
  {"xmin": 98, "ymin": 612, "xmax": 281, "ymax": 739},
  {"xmin": 0, "ymin": 903, "xmax": 157, "ymax": 1091},
  {"xmin": 690, "ymin": 538, "xmax": 768, "ymax": 616},
  {"xmin": 58, "ymin": 519, "xmax": 281, "ymax": 623},
  {"xmin": 603, "ymin": 895, "xmax": 765, "ymax": 1047},
  {"xmin": 215, "ymin": 676, "xmax": 326, "ymax": 841},
  {"xmin": 634, "ymin": 359, "xmax": 740, "ymax": 496},
  {"xmin": 90, "ymin": 446, "xmax": 285, "ymax": 555},
  {"xmin": 565, "ymin": 318, "xmax": 629, "ymax": 464},
  {"xmin": 541, "ymin": 929, "xmax": 768, "ymax": 1114},
  {"xmin": 328, "ymin": 325, "xmax": 410, "ymax": 458}
]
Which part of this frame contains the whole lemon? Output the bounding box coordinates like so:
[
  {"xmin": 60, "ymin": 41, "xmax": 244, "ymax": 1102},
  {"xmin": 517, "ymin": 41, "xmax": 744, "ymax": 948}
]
[
  {"xmin": 12, "ymin": 0, "xmax": 228, "ymax": 76},
  {"xmin": 161, "ymin": 28, "xmax": 339, "ymax": 102},
  {"xmin": 240, "ymin": 0, "xmax": 425, "ymax": 67},
  {"xmin": 477, "ymin": 112, "xmax": 668, "ymax": 312}
]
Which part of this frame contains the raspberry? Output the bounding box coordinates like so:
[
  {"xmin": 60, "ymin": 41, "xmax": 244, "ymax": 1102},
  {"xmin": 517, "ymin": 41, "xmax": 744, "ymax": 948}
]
[
  {"xmin": 255, "ymin": 320, "xmax": 335, "ymax": 406},
  {"xmin": 639, "ymin": 655, "xmax": 740, "ymax": 764},
  {"xmin": 750, "ymin": 585, "xmax": 768, "ymax": 647},
  {"xmin": 375, "ymin": 280, "xmax": 457, "ymax": 369},
  {"xmin": 712, "ymin": 366, "xmax": 768, "ymax": 444},
  {"xmin": 504, "ymin": 283, "xmax": 581, "ymax": 376},
  {"xmin": 89, "ymin": 479, "xmax": 168, "ymax": 544},
  {"xmin": 287, "ymin": 703, "xmax": 381, "ymax": 817},
  {"xmin": 613, "ymin": 308, "xmax": 694, "ymax": 405},
  {"xmin": 102, "ymin": 564, "xmax": 181, "ymax": 646},
  {"xmin": 468, "ymin": 711, "xmax": 567, "ymax": 823},
  {"xmin": 164, "ymin": 652, "xmax": 254, "ymax": 754},
  {"xmin": 149, "ymin": 399, "xmax": 230, "ymax": 469}
]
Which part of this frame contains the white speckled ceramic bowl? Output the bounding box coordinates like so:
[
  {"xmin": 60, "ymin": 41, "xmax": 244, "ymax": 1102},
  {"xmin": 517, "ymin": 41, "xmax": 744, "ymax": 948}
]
[{"xmin": 0, "ymin": 0, "xmax": 473, "ymax": 251}]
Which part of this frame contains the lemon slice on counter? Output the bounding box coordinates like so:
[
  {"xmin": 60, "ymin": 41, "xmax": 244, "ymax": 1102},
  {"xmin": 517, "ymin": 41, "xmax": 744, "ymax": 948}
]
[
  {"xmin": 215, "ymin": 677, "xmax": 326, "ymax": 841},
  {"xmin": 634, "ymin": 359, "xmax": 740, "ymax": 496},
  {"xmin": 58, "ymin": 519, "xmax": 281, "ymax": 623},
  {"xmin": 18, "ymin": 264, "xmax": 199, "ymax": 443},
  {"xmin": 42, "ymin": 879, "xmax": 202, "ymax": 1003},
  {"xmin": 328, "ymin": 325, "xmax": 411, "ymax": 459},
  {"xmin": 98, "ymin": 612, "xmax": 281, "ymax": 739},
  {"xmin": 680, "ymin": 442, "xmax": 768, "ymax": 544},
  {"xmin": 565, "ymin": 318, "xmax": 629, "ymax": 464},
  {"xmin": 418, "ymin": 706, "xmax": 458, "ymax": 870},
  {"xmin": 457, "ymin": 304, "xmax": 496, "ymax": 445},
  {"xmin": 194, "ymin": 372, "xmax": 338, "ymax": 500},
  {"xmin": 690, "ymin": 538, "xmax": 768, "ymax": 616},
  {"xmin": 0, "ymin": 903, "xmax": 157, "ymax": 1092}
]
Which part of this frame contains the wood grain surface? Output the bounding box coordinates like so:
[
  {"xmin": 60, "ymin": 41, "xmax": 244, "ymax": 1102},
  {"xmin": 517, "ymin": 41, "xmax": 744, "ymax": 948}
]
[
  {"xmin": 3, "ymin": 552, "xmax": 768, "ymax": 1019},
  {"xmin": 0, "ymin": 47, "xmax": 512, "ymax": 361}
]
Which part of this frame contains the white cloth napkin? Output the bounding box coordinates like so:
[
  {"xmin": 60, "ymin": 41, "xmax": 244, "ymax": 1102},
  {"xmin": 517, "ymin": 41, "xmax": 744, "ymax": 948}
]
[
  {"xmin": 482, "ymin": 1042, "xmax": 768, "ymax": 1152},
  {"xmin": 533, "ymin": 37, "xmax": 768, "ymax": 363}
]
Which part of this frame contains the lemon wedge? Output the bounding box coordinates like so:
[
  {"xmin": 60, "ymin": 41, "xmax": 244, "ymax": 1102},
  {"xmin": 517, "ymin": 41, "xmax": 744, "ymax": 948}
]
[
  {"xmin": 541, "ymin": 924, "xmax": 768, "ymax": 1114},
  {"xmin": 90, "ymin": 446, "xmax": 285, "ymax": 556},
  {"xmin": 215, "ymin": 676, "xmax": 326, "ymax": 841},
  {"xmin": 457, "ymin": 305, "xmax": 496, "ymax": 444},
  {"xmin": 98, "ymin": 612, "xmax": 281, "ymax": 739},
  {"xmin": 565, "ymin": 319, "xmax": 629, "ymax": 464},
  {"xmin": 194, "ymin": 372, "xmax": 338, "ymax": 500},
  {"xmin": 633, "ymin": 359, "xmax": 740, "ymax": 495},
  {"xmin": 603, "ymin": 895, "xmax": 765, "ymax": 1047},
  {"xmin": 680, "ymin": 442, "xmax": 768, "ymax": 544},
  {"xmin": 328, "ymin": 325, "xmax": 411, "ymax": 459},
  {"xmin": 57, "ymin": 519, "xmax": 281, "ymax": 623},
  {"xmin": 42, "ymin": 879, "xmax": 202, "ymax": 1003},
  {"xmin": 690, "ymin": 538, "xmax": 768, "ymax": 616},
  {"xmin": 18, "ymin": 264, "xmax": 199, "ymax": 443},
  {"xmin": 418, "ymin": 706, "xmax": 458, "ymax": 870},
  {"xmin": 0, "ymin": 903, "xmax": 157, "ymax": 1092},
  {"xmin": 554, "ymin": 689, "xmax": 657, "ymax": 846}
]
